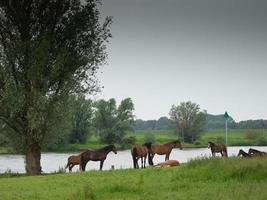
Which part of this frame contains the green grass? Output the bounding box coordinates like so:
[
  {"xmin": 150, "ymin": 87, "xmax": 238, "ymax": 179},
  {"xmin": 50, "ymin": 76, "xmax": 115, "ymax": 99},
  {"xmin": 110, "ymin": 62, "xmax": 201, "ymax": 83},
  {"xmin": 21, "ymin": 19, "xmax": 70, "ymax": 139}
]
[
  {"xmin": 1, "ymin": 157, "xmax": 267, "ymax": 199},
  {"xmin": 1, "ymin": 129, "xmax": 267, "ymax": 154}
]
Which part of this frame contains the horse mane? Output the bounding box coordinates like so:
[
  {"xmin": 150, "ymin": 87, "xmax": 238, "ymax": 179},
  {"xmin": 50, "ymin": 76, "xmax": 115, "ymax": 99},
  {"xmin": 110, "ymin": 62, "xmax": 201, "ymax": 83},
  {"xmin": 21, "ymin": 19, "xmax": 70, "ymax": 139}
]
[
  {"xmin": 99, "ymin": 144, "xmax": 114, "ymax": 152},
  {"xmin": 208, "ymin": 141, "xmax": 215, "ymax": 145},
  {"xmin": 143, "ymin": 142, "xmax": 152, "ymax": 149},
  {"xmin": 164, "ymin": 140, "xmax": 180, "ymax": 145}
]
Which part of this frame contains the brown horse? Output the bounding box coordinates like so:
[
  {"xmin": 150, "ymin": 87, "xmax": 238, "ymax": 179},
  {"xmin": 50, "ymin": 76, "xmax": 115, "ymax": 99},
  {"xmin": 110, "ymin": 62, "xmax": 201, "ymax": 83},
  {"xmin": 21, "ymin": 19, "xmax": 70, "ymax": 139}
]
[
  {"xmin": 65, "ymin": 154, "xmax": 81, "ymax": 172},
  {"xmin": 80, "ymin": 145, "xmax": 117, "ymax": 171},
  {"xmin": 208, "ymin": 141, "xmax": 228, "ymax": 157},
  {"xmin": 237, "ymin": 149, "xmax": 251, "ymax": 158},
  {"xmin": 144, "ymin": 140, "xmax": 182, "ymax": 165},
  {"xmin": 131, "ymin": 144, "xmax": 148, "ymax": 169},
  {"xmin": 248, "ymin": 148, "xmax": 267, "ymax": 157},
  {"xmin": 155, "ymin": 160, "xmax": 180, "ymax": 168}
]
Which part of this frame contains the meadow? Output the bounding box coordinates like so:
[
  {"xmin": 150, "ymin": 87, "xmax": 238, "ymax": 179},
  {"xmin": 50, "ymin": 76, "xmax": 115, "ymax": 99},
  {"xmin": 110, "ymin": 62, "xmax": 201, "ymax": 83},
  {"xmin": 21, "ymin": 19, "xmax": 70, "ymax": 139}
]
[
  {"xmin": 1, "ymin": 157, "xmax": 267, "ymax": 200},
  {"xmin": 1, "ymin": 129, "xmax": 266, "ymax": 154}
]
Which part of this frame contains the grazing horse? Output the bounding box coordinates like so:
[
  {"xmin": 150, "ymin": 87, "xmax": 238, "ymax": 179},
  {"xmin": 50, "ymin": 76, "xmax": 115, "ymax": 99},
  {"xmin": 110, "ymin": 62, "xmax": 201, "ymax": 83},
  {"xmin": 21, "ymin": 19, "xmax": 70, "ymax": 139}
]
[
  {"xmin": 80, "ymin": 145, "xmax": 117, "ymax": 171},
  {"xmin": 237, "ymin": 149, "xmax": 251, "ymax": 158},
  {"xmin": 131, "ymin": 144, "xmax": 148, "ymax": 169},
  {"xmin": 208, "ymin": 141, "xmax": 228, "ymax": 157},
  {"xmin": 65, "ymin": 154, "xmax": 81, "ymax": 172},
  {"xmin": 248, "ymin": 148, "xmax": 267, "ymax": 157},
  {"xmin": 144, "ymin": 140, "xmax": 182, "ymax": 165}
]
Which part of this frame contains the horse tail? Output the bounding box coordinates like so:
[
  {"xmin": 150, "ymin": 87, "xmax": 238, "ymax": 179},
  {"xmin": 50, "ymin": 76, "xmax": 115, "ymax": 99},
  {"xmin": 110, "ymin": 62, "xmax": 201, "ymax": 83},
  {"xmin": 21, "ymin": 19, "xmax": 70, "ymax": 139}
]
[
  {"xmin": 65, "ymin": 162, "xmax": 69, "ymax": 169},
  {"xmin": 131, "ymin": 147, "xmax": 137, "ymax": 169},
  {"xmin": 143, "ymin": 142, "xmax": 154, "ymax": 165}
]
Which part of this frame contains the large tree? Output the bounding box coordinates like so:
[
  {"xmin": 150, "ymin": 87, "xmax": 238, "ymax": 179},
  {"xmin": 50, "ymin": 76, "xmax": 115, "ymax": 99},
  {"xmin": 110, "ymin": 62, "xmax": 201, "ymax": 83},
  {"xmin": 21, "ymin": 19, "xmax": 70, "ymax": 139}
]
[
  {"xmin": 94, "ymin": 98, "xmax": 134, "ymax": 144},
  {"xmin": 169, "ymin": 101, "xmax": 207, "ymax": 143},
  {"xmin": 0, "ymin": 0, "xmax": 112, "ymax": 175}
]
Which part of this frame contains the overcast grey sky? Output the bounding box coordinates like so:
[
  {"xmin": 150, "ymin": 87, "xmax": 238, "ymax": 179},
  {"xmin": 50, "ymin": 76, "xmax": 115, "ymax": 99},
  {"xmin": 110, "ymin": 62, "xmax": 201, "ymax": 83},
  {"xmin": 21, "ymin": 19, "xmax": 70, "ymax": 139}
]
[{"xmin": 96, "ymin": 0, "xmax": 267, "ymax": 122}]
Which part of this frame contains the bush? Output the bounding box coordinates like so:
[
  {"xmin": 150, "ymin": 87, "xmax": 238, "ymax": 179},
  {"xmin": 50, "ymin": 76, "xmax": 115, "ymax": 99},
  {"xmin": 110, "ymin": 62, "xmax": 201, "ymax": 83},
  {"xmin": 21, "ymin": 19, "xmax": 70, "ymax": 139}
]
[
  {"xmin": 122, "ymin": 136, "xmax": 136, "ymax": 145},
  {"xmin": 144, "ymin": 132, "xmax": 156, "ymax": 143}
]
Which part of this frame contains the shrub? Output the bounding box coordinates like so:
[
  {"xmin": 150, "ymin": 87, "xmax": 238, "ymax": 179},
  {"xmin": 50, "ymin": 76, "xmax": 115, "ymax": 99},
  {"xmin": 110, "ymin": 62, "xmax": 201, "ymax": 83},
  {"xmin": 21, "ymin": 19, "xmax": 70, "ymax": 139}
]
[{"xmin": 144, "ymin": 132, "xmax": 156, "ymax": 143}]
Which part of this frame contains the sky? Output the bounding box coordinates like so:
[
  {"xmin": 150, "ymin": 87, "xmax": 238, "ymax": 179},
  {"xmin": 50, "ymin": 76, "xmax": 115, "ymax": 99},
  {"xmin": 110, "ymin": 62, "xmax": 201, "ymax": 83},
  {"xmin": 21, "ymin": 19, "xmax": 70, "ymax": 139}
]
[{"xmin": 95, "ymin": 0, "xmax": 267, "ymax": 122}]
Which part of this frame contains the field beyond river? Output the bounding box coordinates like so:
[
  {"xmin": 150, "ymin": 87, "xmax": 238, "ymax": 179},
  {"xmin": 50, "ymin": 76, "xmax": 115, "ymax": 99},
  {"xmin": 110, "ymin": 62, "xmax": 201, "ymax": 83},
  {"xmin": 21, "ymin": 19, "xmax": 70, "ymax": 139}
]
[
  {"xmin": 1, "ymin": 157, "xmax": 267, "ymax": 200},
  {"xmin": 1, "ymin": 129, "xmax": 267, "ymax": 154}
]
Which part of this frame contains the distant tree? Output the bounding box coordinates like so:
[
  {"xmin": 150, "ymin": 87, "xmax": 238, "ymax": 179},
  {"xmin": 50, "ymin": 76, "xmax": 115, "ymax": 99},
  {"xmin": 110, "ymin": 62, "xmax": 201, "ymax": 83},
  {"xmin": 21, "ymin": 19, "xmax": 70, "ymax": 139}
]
[
  {"xmin": 68, "ymin": 95, "xmax": 93, "ymax": 144},
  {"xmin": 0, "ymin": 0, "xmax": 112, "ymax": 175},
  {"xmin": 93, "ymin": 98, "xmax": 134, "ymax": 144},
  {"xmin": 169, "ymin": 101, "xmax": 207, "ymax": 143},
  {"xmin": 155, "ymin": 117, "xmax": 170, "ymax": 130}
]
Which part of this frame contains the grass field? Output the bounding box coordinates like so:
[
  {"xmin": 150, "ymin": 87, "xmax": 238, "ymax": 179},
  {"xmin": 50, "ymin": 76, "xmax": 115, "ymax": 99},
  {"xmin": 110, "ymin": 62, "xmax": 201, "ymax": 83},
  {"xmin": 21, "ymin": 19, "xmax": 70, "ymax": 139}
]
[
  {"xmin": 1, "ymin": 157, "xmax": 267, "ymax": 200},
  {"xmin": 1, "ymin": 129, "xmax": 267, "ymax": 154}
]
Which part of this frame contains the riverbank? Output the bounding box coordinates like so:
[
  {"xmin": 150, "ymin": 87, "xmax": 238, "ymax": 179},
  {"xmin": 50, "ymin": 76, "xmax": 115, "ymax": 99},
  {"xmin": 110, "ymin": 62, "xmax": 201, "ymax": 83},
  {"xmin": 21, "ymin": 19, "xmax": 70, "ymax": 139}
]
[
  {"xmin": 1, "ymin": 157, "xmax": 267, "ymax": 199},
  {"xmin": 1, "ymin": 129, "xmax": 267, "ymax": 154}
]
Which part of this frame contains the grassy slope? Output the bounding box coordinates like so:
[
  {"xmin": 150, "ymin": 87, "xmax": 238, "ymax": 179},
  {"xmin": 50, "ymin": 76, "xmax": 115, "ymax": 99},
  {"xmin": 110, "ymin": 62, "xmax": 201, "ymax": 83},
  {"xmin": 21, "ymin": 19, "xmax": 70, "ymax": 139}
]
[{"xmin": 1, "ymin": 157, "xmax": 267, "ymax": 200}]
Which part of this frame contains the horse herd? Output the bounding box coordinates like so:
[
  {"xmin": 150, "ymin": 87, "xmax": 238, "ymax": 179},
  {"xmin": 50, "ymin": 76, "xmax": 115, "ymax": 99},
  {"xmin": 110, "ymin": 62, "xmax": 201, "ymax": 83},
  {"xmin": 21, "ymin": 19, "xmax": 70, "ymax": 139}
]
[{"xmin": 65, "ymin": 140, "xmax": 267, "ymax": 172}]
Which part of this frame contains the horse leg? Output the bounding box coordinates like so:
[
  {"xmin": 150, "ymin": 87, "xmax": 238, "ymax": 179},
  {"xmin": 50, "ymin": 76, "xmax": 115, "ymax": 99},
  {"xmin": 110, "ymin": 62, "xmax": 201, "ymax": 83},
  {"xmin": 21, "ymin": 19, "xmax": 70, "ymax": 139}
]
[
  {"xmin": 69, "ymin": 164, "xmax": 73, "ymax": 172},
  {"xmin": 144, "ymin": 155, "xmax": 147, "ymax": 168},
  {"xmin": 165, "ymin": 153, "xmax": 170, "ymax": 161},
  {"xmin": 150, "ymin": 154, "xmax": 155, "ymax": 165},
  {"xmin": 141, "ymin": 157, "xmax": 144, "ymax": 168},
  {"xmin": 81, "ymin": 161, "xmax": 87, "ymax": 171},
  {"xmin": 136, "ymin": 158, "xmax": 139, "ymax": 169},
  {"xmin": 100, "ymin": 160, "xmax": 104, "ymax": 170}
]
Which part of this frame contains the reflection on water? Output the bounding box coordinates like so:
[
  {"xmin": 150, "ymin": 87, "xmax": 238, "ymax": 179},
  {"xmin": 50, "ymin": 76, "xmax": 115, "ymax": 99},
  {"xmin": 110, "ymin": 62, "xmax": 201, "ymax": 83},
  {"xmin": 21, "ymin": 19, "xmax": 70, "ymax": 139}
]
[{"xmin": 1, "ymin": 146, "xmax": 267, "ymax": 173}]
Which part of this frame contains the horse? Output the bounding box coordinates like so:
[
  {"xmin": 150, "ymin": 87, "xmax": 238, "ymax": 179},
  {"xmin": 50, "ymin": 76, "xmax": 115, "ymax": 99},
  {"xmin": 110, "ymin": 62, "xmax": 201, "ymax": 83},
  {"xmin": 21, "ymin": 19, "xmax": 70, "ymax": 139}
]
[
  {"xmin": 248, "ymin": 148, "xmax": 267, "ymax": 157},
  {"xmin": 144, "ymin": 140, "xmax": 182, "ymax": 165},
  {"xmin": 131, "ymin": 144, "xmax": 148, "ymax": 169},
  {"xmin": 155, "ymin": 160, "xmax": 180, "ymax": 168},
  {"xmin": 207, "ymin": 141, "xmax": 228, "ymax": 157},
  {"xmin": 237, "ymin": 149, "xmax": 251, "ymax": 158},
  {"xmin": 65, "ymin": 154, "xmax": 81, "ymax": 172},
  {"xmin": 80, "ymin": 144, "xmax": 117, "ymax": 171}
]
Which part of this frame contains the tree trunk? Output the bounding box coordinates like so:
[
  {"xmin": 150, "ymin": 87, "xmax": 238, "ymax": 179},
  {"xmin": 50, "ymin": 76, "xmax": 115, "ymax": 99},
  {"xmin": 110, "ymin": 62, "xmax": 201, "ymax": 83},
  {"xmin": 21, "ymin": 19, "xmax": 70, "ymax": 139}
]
[{"xmin": 25, "ymin": 145, "xmax": 42, "ymax": 175}]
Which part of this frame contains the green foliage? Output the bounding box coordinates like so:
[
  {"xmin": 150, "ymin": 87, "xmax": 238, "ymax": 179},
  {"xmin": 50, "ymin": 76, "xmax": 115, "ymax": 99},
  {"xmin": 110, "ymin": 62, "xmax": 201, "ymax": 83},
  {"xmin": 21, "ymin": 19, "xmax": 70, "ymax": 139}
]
[
  {"xmin": 134, "ymin": 117, "xmax": 170, "ymax": 130},
  {"xmin": 144, "ymin": 132, "xmax": 156, "ymax": 143},
  {"xmin": 68, "ymin": 95, "xmax": 93, "ymax": 144},
  {"xmin": 94, "ymin": 98, "xmax": 134, "ymax": 144},
  {"xmin": 169, "ymin": 101, "xmax": 207, "ymax": 143},
  {"xmin": 0, "ymin": 0, "xmax": 112, "ymax": 175}
]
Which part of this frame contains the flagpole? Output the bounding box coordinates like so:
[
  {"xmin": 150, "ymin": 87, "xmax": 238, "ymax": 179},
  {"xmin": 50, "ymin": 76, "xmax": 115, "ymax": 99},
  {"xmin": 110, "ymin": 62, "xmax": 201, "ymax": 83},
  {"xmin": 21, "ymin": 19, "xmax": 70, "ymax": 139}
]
[
  {"xmin": 225, "ymin": 118, "xmax": 228, "ymax": 146},
  {"xmin": 224, "ymin": 111, "xmax": 229, "ymax": 147}
]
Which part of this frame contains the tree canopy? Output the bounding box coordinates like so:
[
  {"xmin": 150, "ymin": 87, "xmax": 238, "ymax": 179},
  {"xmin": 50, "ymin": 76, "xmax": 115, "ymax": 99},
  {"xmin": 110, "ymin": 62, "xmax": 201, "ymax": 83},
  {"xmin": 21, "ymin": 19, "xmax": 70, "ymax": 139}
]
[
  {"xmin": 169, "ymin": 101, "xmax": 207, "ymax": 143},
  {"xmin": 0, "ymin": 0, "xmax": 112, "ymax": 175}
]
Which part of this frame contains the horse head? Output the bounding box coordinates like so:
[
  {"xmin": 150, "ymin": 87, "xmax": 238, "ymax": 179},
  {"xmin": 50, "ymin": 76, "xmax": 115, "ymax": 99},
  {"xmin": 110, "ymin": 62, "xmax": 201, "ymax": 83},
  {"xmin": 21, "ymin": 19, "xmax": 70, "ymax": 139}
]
[
  {"xmin": 174, "ymin": 140, "xmax": 182, "ymax": 150},
  {"xmin": 237, "ymin": 149, "xmax": 243, "ymax": 157},
  {"xmin": 110, "ymin": 144, "xmax": 117, "ymax": 154},
  {"xmin": 207, "ymin": 141, "xmax": 213, "ymax": 149}
]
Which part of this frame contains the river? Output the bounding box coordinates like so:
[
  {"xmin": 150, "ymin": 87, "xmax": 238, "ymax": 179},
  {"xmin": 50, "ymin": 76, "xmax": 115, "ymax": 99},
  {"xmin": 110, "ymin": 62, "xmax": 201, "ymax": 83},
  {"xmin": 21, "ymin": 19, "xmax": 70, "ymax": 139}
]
[{"xmin": 1, "ymin": 146, "xmax": 267, "ymax": 173}]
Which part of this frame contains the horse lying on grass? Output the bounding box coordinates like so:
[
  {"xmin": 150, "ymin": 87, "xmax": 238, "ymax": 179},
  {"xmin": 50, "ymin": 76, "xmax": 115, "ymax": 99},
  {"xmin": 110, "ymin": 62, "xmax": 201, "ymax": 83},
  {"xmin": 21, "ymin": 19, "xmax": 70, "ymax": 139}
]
[{"xmin": 154, "ymin": 160, "xmax": 180, "ymax": 168}]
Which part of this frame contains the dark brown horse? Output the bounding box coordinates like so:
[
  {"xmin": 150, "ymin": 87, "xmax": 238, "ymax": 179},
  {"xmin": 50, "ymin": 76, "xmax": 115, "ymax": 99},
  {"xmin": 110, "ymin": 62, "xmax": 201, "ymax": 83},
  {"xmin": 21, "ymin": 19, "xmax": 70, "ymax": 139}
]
[
  {"xmin": 80, "ymin": 145, "xmax": 117, "ymax": 171},
  {"xmin": 248, "ymin": 148, "xmax": 267, "ymax": 157},
  {"xmin": 237, "ymin": 149, "xmax": 251, "ymax": 158},
  {"xmin": 65, "ymin": 154, "xmax": 81, "ymax": 172},
  {"xmin": 131, "ymin": 144, "xmax": 148, "ymax": 169},
  {"xmin": 208, "ymin": 141, "xmax": 228, "ymax": 157},
  {"xmin": 144, "ymin": 140, "xmax": 182, "ymax": 165}
]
